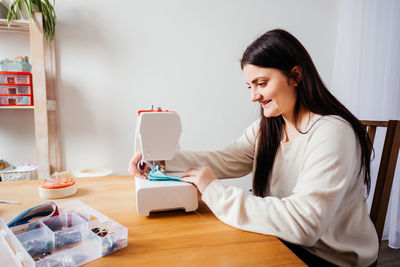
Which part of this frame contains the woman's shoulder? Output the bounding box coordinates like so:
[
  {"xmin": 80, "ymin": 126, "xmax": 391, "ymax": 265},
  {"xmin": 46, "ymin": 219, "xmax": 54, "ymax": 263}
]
[
  {"xmin": 308, "ymin": 114, "xmax": 357, "ymax": 142},
  {"xmin": 245, "ymin": 117, "xmax": 261, "ymax": 134},
  {"xmin": 310, "ymin": 115, "xmax": 353, "ymax": 131},
  {"xmin": 250, "ymin": 117, "xmax": 261, "ymax": 128}
]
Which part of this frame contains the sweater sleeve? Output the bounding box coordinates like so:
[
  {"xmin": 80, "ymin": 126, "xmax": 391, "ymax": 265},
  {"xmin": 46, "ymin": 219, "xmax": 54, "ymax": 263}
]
[
  {"xmin": 202, "ymin": 119, "xmax": 361, "ymax": 246},
  {"xmin": 165, "ymin": 119, "xmax": 259, "ymax": 178}
]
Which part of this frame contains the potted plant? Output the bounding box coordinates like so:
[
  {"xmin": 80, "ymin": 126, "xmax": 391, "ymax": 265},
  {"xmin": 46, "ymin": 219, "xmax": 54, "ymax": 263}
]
[{"xmin": 6, "ymin": 0, "xmax": 56, "ymax": 43}]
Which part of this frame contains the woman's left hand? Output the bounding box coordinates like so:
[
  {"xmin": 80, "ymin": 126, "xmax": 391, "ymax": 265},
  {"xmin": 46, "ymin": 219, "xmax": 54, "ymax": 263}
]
[{"xmin": 181, "ymin": 167, "xmax": 217, "ymax": 194}]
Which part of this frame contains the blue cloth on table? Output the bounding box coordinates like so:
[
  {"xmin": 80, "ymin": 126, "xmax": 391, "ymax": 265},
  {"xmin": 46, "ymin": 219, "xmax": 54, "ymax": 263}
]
[
  {"xmin": 7, "ymin": 201, "xmax": 59, "ymax": 228},
  {"xmin": 148, "ymin": 168, "xmax": 183, "ymax": 182}
]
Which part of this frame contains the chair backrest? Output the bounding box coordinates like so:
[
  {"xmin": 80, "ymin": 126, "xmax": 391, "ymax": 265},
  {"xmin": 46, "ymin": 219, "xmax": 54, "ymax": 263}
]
[{"xmin": 361, "ymin": 120, "xmax": 400, "ymax": 243}]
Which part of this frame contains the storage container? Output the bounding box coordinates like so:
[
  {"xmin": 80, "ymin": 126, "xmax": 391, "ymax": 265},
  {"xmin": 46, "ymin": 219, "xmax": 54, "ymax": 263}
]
[
  {"xmin": 0, "ymin": 71, "xmax": 33, "ymax": 106},
  {"xmin": 0, "ymin": 200, "xmax": 128, "ymax": 267},
  {"xmin": 0, "ymin": 60, "xmax": 32, "ymax": 72},
  {"xmin": 0, "ymin": 72, "xmax": 31, "ymax": 84},
  {"xmin": 0, "ymin": 95, "xmax": 32, "ymax": 105},
  {"xmin": 0, "ymin": 85, "xmax": 31, "ymax": 94},
  {"xmin": 0, "ymin": 162, "xmax": 37, "ymax": 182},
  {"xmin": 0, "ymin": 166, "xmax": 38, "ymax": 181}
]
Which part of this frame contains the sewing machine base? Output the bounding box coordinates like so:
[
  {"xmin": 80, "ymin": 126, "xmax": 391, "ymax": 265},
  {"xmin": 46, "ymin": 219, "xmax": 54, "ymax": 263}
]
[{"xmin": 135, "ymin": 176, "xmax": 198, "ymax": 216}]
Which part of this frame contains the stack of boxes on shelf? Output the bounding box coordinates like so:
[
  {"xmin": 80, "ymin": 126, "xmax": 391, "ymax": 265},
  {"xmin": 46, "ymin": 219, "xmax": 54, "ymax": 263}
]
[
  {"xmin": 0, "ymin": 71, "xmax": 33, "ymax": 106},
  {"xmin": 0, "ymin": 60, "xmax": 36, "ymax": 181}
]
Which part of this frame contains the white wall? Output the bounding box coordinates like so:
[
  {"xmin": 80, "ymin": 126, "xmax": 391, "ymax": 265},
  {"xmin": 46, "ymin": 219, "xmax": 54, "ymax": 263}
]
[{"xmin": 0, "ymin": 1, "xmax": 340, "ymax": 186}]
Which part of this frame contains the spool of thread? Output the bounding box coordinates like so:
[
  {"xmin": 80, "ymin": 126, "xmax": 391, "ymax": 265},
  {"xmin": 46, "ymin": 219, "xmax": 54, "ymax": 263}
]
[{"xmin": 39, "ymin": 173, "xmax": 77, "ymax": 199}]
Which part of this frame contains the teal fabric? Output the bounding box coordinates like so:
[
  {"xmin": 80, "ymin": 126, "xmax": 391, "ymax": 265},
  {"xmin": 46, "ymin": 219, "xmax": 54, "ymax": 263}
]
[{"xmin": 148, "ymin": 168, "xmax": 183, "ymax": 182}]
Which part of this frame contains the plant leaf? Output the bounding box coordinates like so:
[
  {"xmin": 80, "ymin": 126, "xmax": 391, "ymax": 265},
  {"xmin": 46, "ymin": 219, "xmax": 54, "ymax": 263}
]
[
  {"xmin": 34, "ymin": 0, "xmax": 43, "ymax": 12},
  {"xmin": 7, "ymin": 0, "xmax": 56, "ymax": 43},
  {"xmin": 23, "ymin": 0, "xmax": 33, "ymax": 19}
]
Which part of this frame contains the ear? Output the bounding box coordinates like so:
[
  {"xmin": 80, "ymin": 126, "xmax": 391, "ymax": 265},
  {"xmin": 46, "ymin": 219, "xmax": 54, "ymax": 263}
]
[{"xmin": 290, "ymin": 66, "xmax": 302, "ymax": 86}]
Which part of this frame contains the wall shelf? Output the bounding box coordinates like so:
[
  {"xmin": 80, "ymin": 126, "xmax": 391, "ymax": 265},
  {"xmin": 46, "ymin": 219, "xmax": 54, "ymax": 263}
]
[
  {"xmin": 1, "ymin": 14, "xmax": 60, "ymax": 179},
  {"xmin": 0, "ymin": 18, "xmax": 29, "ymax": 32},
  {"xmin": 0, "ymin": 105, "xmax": 34, "ymax": 109}
]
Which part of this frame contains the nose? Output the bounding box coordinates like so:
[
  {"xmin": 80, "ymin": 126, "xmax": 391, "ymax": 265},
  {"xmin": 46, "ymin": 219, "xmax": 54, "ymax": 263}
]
[{"xmin": 251, "ymin": 88, "xmax": 262, "ymax": 102}]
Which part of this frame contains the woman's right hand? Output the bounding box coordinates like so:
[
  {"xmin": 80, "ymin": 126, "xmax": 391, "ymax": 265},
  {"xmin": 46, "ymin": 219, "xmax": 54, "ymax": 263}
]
[{"xmin": 128, "ymin": 152, "xmax": 147, "ymax": 178}]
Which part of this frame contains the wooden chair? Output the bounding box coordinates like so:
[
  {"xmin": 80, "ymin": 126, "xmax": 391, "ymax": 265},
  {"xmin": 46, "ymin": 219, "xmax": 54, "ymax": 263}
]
[{"xmin": 361, "ymin": 120, "xmax": 400, "ymax": 266}]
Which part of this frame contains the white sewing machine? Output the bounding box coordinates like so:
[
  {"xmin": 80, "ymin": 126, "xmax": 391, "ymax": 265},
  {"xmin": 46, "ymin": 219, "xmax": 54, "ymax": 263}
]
[{"xmin": 134, "ymin": 106, "xmax": 198, "ymax": 216}]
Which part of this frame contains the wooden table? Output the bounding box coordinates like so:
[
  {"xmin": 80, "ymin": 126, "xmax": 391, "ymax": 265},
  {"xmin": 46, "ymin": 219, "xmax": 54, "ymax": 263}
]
[{"xmin": 0, "ymin": 176, "xmax": 305, "ymax": 266}]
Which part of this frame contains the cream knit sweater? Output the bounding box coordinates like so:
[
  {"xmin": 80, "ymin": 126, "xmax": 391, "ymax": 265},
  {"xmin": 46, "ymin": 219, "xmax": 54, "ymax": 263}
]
[{"xmin": 166, "ymin": 115, "xmax": 379, "ymax": 266}]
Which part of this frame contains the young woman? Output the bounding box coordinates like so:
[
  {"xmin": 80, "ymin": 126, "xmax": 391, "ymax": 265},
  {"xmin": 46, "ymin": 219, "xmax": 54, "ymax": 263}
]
[{"xmin": 129, "ymin": 29, "xmax": 379, "ymax": 266}]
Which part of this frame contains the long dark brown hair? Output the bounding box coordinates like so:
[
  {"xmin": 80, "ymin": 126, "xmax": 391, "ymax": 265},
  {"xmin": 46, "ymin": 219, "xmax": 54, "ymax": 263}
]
[{"xmin": 241, "ymin": 29, "xmax": 371, "ymax": 197}]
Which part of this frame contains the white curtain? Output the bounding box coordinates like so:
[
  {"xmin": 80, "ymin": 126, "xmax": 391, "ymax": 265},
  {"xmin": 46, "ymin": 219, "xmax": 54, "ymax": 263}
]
[{"xmin": 331, "ymin": 0, "xmax": 400, "ymax": 248}]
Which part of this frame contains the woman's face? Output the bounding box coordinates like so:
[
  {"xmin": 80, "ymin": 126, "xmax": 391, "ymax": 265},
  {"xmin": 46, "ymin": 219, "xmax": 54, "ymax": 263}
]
[{"xmin": 243, "ymin": 64, "xmax": 298, "ymax": 119}]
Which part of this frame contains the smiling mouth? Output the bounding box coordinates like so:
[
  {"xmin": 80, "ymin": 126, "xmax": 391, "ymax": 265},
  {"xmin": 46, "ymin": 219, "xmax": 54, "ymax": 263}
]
[{"xmin": 262, "ymin": 100, "xmax": 272, "ymax": 107}]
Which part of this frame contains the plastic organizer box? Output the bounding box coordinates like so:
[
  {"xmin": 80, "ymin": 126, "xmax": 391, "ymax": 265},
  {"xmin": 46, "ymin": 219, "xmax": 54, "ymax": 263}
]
[
  {"xmin": 0, "ymin": 200, "xmax": 128, "ymax": 267},
  {"xmin": 0, "ymin": 71, "xmax": 33, "ymax": 106},
  {"xmin": 0, "ymin": 60, "xmax": 32, "ymax": 72}
]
